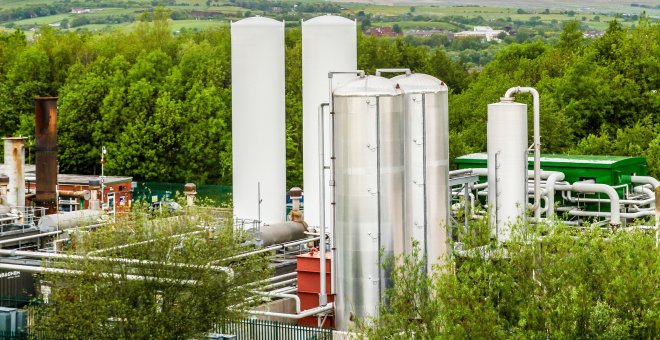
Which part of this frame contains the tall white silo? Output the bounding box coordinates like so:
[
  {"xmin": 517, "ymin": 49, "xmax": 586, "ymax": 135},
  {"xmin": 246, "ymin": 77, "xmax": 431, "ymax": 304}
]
[
  {"xmin": 332, "ymin": 75, "xmax": 404, "ymax": 331},
  {"xmin": 302, "ymin": 15, "xmax": 357, "ymax": 228},
  {"xmin": 487, "ymin": 98, "xmax": 528, "ymax": 241},
  {"xmin": 231, "ymin": 17, "xmax": 286, "ymax": 224},
  {"xmin": 391, "ymin": 73, "xmax": 449, "ymax": 272}
]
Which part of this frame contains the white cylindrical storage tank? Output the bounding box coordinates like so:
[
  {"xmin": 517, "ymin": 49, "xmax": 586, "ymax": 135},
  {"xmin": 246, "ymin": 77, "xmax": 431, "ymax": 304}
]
[
  {"xmin": 487, "ymin": 99, "xmax": 528, "ymax": 241},
  {"xmin": 3, "ymin": 137, "xmax": 26, "ymax": 208},
  {"xmin": 231, "ymin": 17, "xmax": 286, "ymax": 224},
  {"xmin": 302, "ymin": 15, "xmax": 357, "ymax": 228},
  {"xmin": 332, "ymin": 76, "xmax": 404, "ymax": 331},
  {"xmin": 391, "ymin": 73, "xmax": 449, "ymax": 271}
]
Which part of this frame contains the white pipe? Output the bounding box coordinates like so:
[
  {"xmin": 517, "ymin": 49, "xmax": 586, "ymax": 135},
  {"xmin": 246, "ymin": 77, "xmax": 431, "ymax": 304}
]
[
  {"xmin": 247, "ymin": 302, "xmax": 334, "ymax": 320},
  {"xmin": 0, "ymin": 248, "xmax": 234, "ymax": 279},
  {"xmin": 569, "ymin": 210, "xmax": 653, "ymax": 219},
  {"xmin": 631, "ymin": 176, "xmax": 660, "ymax": 189},
  {"xmin": 0, "ymin": 230, "xmax": 61, "ymax": 246},
  {"xmin": 88, "ymin": 230, "xmax": 205, "ymax": 255},
  {"xmin": 504, "ymin": 87, "xmax": 541, "ymax": 221},
  {"xmin": 216, "ymin": 236, "xmax": 319, "ymax": 263},
  {"xmin": 0, "ymin": 263, "xmax": 198, "ymax": 285},
  {"xmin": 571, "ymin": 182, "xmax": 621, "ymax": 225},
  {"xmin": 254, "ymin": 290, "xmax": 301, "ymax": 314},
  {"xmin": 545, "ymin": 172, "xmax": 565, "ymax": 217},
  {"xmin": 318, "ymin": 102, "xmax": 328, "ymax": 307}
]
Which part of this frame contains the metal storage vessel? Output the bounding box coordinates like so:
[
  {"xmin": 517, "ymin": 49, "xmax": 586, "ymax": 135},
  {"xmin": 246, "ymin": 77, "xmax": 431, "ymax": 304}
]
[
  {"xmin": 332, "ymin": 75, "xmax": 404, "ymax": 331},
  {"xmin": 391, "ymin": 73, "xmax": 449, "ymax": 271},
  {"xmin": 302, "ymin": 15, "xmax": 357, "ymax": 229},
  {"xmin": 487, "ymin": 99, "xmax": 528, "ymax": 241},
  {"xmin": 231, "ymin": 17, "xmax": 286, "ymax": 224}
]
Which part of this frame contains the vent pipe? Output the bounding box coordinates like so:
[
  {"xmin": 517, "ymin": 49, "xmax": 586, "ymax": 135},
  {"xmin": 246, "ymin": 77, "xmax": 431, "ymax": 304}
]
[
  {"xmin": 3, "ymin": 137, "xmax": 26, "ymax": 208},
  {"xmin": 34, "ymin": 97, "xmax": 59, "ymax": 215}
]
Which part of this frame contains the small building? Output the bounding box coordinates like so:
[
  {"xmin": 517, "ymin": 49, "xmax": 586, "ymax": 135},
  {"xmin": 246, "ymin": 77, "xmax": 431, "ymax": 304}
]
[
  {"xmin": 24, "ymin": 165, "xmax": 133, "ymax": 214},
  {"xmin": 454, "ymin": 26, "xmax": 505, "ymax": 42},
  {"xmin": 365, "ymin": 26, "xmax": 402, "ymax": 37},
  {"xmin": 70, "ymin": 8, "xmax": 91, "ymax": 14}
]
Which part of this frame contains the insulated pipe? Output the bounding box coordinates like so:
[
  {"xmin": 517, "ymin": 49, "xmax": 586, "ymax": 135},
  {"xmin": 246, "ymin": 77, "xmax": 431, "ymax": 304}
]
[
  {"xmin": 0, "ymin": 248, "xmax": 234, "ymax": 279},
  {"xmin": 504, "ymin": 87, "xmax": 541, "ymax": 221},
  {"xmin": 545, "ymin": 172, "xmax": 565, "ymax": 217},
  {"xmin": 375, "ymin": 68, "xmax": 411, "ymax": 77},
  {"xmin": 216, "ymin": 236, "xmax": 320, "ymax": 262},
  {"xmin": 0, "ymin": 230, "xmax": 61, "ymax": 246},
  {"xmin": 631, "ymin": 176, "xmax": 660, "ymax": 189},
  {"xmin": 655, "ymin": 186, "xmax": 659, "ymax": 248},
  {"xmin": 569, "ymin": 210, "xmax": 653, "ymax": 219},
  {"xmin": 0, "ymin": 262, "xmax": 198, "ymax": 285},
  {"xmin": 253, "ymin": 290, "xmax": 302, "ymax": 314},
  {"xmin": 318, "ymin": 102, "xmax": 329, "ymax": 307},
  {"xmin": 88, "ymin": 230, "xmax": 205, "ymax": 255},
  {"xmin": 57, "ymin": 190, "xmax": 89, "ymax": 199},
  {"xmin": 247, "ymin": 302, "xmax": 334, "ymax": 320},
  {"xmin": 571, "ymin": 182, "xmax": 621, "ymax": 225}
]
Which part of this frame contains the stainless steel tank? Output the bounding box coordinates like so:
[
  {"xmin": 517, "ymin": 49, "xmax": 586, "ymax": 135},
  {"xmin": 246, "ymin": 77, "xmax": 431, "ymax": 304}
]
[
  {"xmin": 391, "ymin": 73, "xmax": 449, "ymax": 272},
  {"xmin": 332, "ymin": 75, "xmax": 404, "ymax": 331}
]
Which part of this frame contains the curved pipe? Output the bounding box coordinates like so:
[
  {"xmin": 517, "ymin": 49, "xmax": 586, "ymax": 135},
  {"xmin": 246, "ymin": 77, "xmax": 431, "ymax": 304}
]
[
  {"xmin": 504, "ymin": 87, "xmax": 541, "ymax": 221},
  {"xmin": 247, "ymin": 302, "xmax": 334, "ymax": 320},
  {"xmin": 631, "ymin": 176, "xmax": 660, "ymax": 189},
  {"xmin": 545, "ymin": 172, "xmax": 565, "ymax": 218},
  {"xmin": 571, "ymin": 182, "xmax": 621, "ymax": 225}
]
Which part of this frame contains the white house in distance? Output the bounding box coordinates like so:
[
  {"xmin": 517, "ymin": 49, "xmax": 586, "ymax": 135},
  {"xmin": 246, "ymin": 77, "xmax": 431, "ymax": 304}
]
[{"xmin": 454, "ymin": 26, "xmax": 505, "ymax": 42}]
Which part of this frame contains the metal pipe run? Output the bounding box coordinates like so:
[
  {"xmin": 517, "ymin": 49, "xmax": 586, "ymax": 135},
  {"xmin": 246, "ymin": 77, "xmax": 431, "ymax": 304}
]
[
  {"xmin": 375, "ymin": 68, "xmax": 411, "ymax": 77},
  {"xmin": 0, "ymin": 263, "xmax": 198, "ymax": 285},
  {"xmin": 253, "ymin": 290, "xmax": 302, "ymax": 314},
  {"xmin": 88, "ymin": 230, "xmax": 205, "ymax": 255},
  {"xmin": 0, "ymin": 230, "xmax": 61, "ymax": 246},
  {"xmin": 571, "ymin": 181, "xmax": 621, "ymax": 225},
  {"xmin": 318, "ymin": 102, "xmax": 329, "ymax": 307},
  {"xmin": 631, "ymin": 176, "xmax": 660, "ymax": 189},
  {"xmin": 217, "ymin": 237, "xmax": 319, "ymax": 263},
  {"xmin": 0, "ymin": 248, "xmax": 234, "ymax": 279},
  {"xmin": 247, "ymin": 302, "xmax": 334, "ymax": 320},
  {"xmin": 504, "ymin": 87, "xmax": 541, "ymax": 221}
]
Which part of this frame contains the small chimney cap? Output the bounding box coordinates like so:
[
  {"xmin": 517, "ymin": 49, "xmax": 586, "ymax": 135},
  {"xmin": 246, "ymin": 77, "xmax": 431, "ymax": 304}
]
[
  {"xmin": 0, "ymin": 175, "xmax": 8, "ymax": 184},
  {"xmin": 184, "ymin": 183, "xmax": 197, "ymax": 194},
  {"xmin": 289, "ymin": 187, "xmax": 303, "ymax": 198}
]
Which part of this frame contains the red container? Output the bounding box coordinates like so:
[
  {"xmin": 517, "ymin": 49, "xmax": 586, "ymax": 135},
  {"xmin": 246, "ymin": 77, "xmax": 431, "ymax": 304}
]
[{"xmin": 296, "ymin": 250, "xmax": 334, "ymax": 328}]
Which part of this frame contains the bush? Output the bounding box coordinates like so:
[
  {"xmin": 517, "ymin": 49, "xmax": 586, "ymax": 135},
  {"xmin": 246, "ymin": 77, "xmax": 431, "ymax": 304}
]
[{"xmin": 358, "ymin": 220, "xmax": 660, "ymax": 338}]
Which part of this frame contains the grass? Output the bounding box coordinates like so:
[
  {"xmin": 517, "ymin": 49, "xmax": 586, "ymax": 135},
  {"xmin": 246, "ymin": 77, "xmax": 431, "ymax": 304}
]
[{"xmin": 373, "ymin": 21, "xmax": 459, "ymax": 30}]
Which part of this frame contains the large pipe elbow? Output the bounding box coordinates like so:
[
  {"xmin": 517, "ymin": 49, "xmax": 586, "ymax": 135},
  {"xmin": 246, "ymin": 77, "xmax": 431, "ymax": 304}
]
[
  {"xmin": 631, "ymin": 176, "xmax": 660, "ymax": 189},
  {"xmin": 572, "ymin": 182, "xmax": 621, "ymax": 225},
  {"xmin": 546, "ymin": 172, "xmax": 565, "ymax": 217}
]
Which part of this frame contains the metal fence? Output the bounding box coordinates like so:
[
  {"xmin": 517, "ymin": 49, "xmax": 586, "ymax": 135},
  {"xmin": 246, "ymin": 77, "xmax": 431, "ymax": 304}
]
[
  {"xmin": 133, "ymin": 182, "xmax": 232, "ymax": 207},
  {"xmin": 213, "ymin": 318, "xmax": 333, "ymax": 340}
]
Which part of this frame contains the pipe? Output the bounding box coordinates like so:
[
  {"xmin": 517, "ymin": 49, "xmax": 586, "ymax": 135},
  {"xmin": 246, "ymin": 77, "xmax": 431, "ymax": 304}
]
[
  {"xmin": 88, "ymin": 230, "xmax": 205, "ymax": 255},
  {"xmin": 656, "ymin": 186, "xmax": 659, "ymax": 248},
  {"xmin": 375, "ymin": 68, "xmax": 411, "ymax": 77},
  {"xmin": 545, "ymin": 172, "xmax": 565, "ymax": 217},
  {"xmin": 504, "ymin": 87, "xmax": 541, "ymax": 221},
  {"xmin": 57, "ymin": 190, "xmax": 89, "ymax": 199},
  {"xmin": 0, "ymin": 248, "xmax": 234, "ymax": 279},
  {"xmin": 34, "ymin": 97, "xmax": 59, "ymax": 215},
  {"xmin": 571, "ymin": 182, "xmax": 621, "ymax": 225},
  {"xmin": 568, "ymin": 210, "xmax": 653, "ymax": 219},
  {"xmin": 246, "ymin": 302, "xmax": 334, "ymax": 320},
  {"xmin": 631, "ymin": 176, "xmax": 660, "ymax": 189},
  {"xmin": 253, "ymin": 290, "xmax": 301, "ymax": 314},
  {"xmin": 216, "ymin": 236, "xmax": 320, "ymax": 263},
  {"xmin": 0, "ymin": 262, "xmax": 198, "ymax": 285},
  {"xmin": 0, "ymin": 230, "xmax": 61, "ymax": 246},
  {"xmin": 318, "ymin": 102, "xmax": 329, "ymax": 307}
]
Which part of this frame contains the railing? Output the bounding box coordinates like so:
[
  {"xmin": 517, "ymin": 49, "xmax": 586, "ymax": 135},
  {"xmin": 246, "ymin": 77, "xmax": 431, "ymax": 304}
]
[{"xmin": 213, "ymin": 318, "xmax": 332, "ymax": 340}]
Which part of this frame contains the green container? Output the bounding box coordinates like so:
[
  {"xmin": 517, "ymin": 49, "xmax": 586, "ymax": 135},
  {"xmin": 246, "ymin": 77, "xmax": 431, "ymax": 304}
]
[
  {"xmin": 454, "ymin": 153, "xmax": 647, "ymax": 186},
  {"xmin": 454, "ymin": 153, "xmax": 648, "ymax": 214}
]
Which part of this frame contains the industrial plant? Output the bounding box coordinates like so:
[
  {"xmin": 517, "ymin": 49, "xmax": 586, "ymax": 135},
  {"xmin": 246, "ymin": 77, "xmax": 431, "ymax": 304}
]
[{"xmin": 0, "ymin": 14, "xmax": 656, "ymax": 338}]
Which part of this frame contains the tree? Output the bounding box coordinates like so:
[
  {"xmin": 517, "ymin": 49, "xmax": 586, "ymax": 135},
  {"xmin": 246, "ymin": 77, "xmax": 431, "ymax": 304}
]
[
  {"xmin": 358, "ymin": 221, "xmax": 660, "ymax": 338},
  {"xmin": 31, "ymin": 207, "xmax": 271, "ymax": 338},
  {"xmin": 392, "ymin": 24, "xmax": 402, "ymax": 33}
]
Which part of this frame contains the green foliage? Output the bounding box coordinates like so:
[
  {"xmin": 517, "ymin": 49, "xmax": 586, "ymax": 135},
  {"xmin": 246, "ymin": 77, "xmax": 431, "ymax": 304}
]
[
  {"xmin": 31, "ymin": 208, "xmax": 270, "ymax": 338},
  {"xmin": 358, "ymin": 221, "xmax": 660, "ymax": 338}
]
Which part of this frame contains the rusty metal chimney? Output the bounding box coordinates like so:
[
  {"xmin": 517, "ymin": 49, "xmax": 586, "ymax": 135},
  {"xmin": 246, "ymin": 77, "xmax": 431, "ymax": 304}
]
[
  {"xmin": 34, "ymin": 97, "xmax": 59, "ymax": 215},
  {"xmin": 3, "ymin": 137, "xmax": 26, "ymax": 208}
]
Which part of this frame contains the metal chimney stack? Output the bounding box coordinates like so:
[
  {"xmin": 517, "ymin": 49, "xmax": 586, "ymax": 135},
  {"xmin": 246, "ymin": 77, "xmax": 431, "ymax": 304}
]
[
  {"xmin": 34, "ymin": 97, "xmax": 59, "ymax": 215},
  {"xmin": 3, "ymin": 137, "xmax": 27, "ymax": 208}
]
